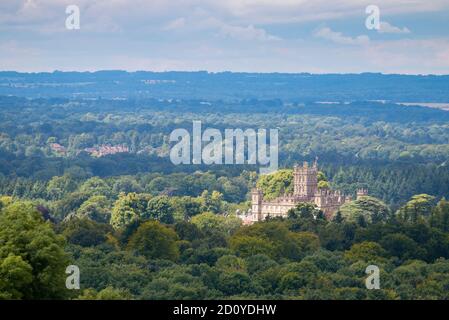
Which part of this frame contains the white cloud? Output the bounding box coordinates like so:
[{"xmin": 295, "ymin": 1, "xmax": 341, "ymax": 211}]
[
  {"xmin": 0, "ymin": 0, "xmax": 448, "ymax": 74},
  {"xmin": 162, "ymin": 14, "xmax": 280, "ymax": 42},
  {"xmin": 379, "ymin": 21, "xmax": 410, "ymax": 34},
  {"xmin": 1, "ymin": 0, "xmax": 449, "ymax": 31},
  {"xmin": 208, "ymin": 0, "xmax": 449, "ymax": 24},
  {"xmin": 362, "ymin": 38, "xmax": 449, "ymax": 73},
  {"xmin": 164, "ymin": 17, "xmax": 186, "ymax": 31},
  {"xmin": 219, "ymin": 24, "xmax": 280, "ymax": 41},
  {"xmin": 314, "ymin": 27, "xmax": 370, "ymax": 46}
]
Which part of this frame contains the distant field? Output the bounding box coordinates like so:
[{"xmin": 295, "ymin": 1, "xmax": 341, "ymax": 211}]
[{"xmin": 397, "ymin": 102, "xmax": 449, "ymax": 111}]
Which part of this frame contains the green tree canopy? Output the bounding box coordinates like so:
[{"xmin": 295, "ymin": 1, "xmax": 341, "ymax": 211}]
[
  {"xmin": 256, "ymin": 169, "xmax": 293, "ymax": 200},
  {"xmin": 397, "ymin": 194, "xmax": 437, "ymax": 223},
  {"xmin": 190, "ymin": 212, "xmax": 241, "ymax": 236},
  {"xmin": 344, "ymin": 241, "xmax": 388, "ymax": 264},
  {"xmin": 287, "ymin": 202, "xmax": 324, "ymax": 220},
  {"xmin": 339, "ymin": 196, "xmax": 390, "ymax": 225},
  {"xmin": 127, "ymin": 220, "xmax": 179, "ymax": 261},
  {"xmin": 79, "ymin": 177, "xmax": 112, "ymax": 197},
  {"xmin": 233, "ymin": 221, "xmax": 319, "ymax": 261},
  {"xmin": 0, "ymin": 200, "xmax": 69, "ymax": 299},
  {"xmin": 76, "ymin": 195, "xmax": 111, "ymax": 223},
  {"xmin": 430, "ymin": 199, "xmax": 449, "ymax": 232},
  {"xmin": 145, "ymin": 196, "xmax": 175, "ymax": 224},
  {"xmin": 62, "ymin": 217, "xmax": 113, "ymax": 247},
  {"xmin": 77, "ymin": 287, "xmax": 133, "ymax": 300},
  {"xmin": 110, "ymin": 192, "xmax": 152, "ymax": 230}
]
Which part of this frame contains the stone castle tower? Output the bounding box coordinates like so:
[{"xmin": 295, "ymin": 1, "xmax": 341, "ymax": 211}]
[
  {"xmin": 293, "ymin": 160, "xmax": 318, "ymax": 197},
  {"xmin": 239, "ymin": 160, "xmax": 357, "ymax": 225},
  {"xmin": 251, "ymin": 188, "xmax": 263, "ymax": 221}
]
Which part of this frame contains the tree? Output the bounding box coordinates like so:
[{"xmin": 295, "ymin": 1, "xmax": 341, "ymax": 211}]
[
  {"xmin": 291, "ymin": 232, "xmax": 320, "ymax": 256},
  {"xmin": 217, "ymin": 176, "xmax": 245, "ymax": 203},
  {"xmin": 215, "ymin": 255, "xmax": 247, "ymax": 273},
  {"xmin": 397, "ymin": 194, "xmax": 437, "ymax": 223},
  {"xmin": 301, "ymin": 250, "xmax": 344, "ymax": 273},
  {"xmin": 79, "ymin": 177, "xmax": 112, "ymax": 197},
  {"xmin": 279, "ymin": 261, "xmax": 319, "ymax": 292},
  {"xmin": 146, "ymin": 176, "xmax": 170, "ymax": 195},
  {"xmin": 145, "ymin": 196, "xmax": 175, "ymax": 224},
  {"xmin": 430, "ymin": 199, "xmax": 449, "ymax": 232},
  {"xmin": 200, "ymin": 190, "xmax": 224, "ymax": 213},
  {"xmin": 287, "ymin": 203, "xmax": 322, "ymax": 220},
  {"xmin": 317, "ymin": 180, "xmax": 330, "ymax": 190},
  {"xmin": 0, "ymin": 254, "xmax": 33, "ymax": 299},
  {"xmin": 76, "ymin": 195, "xmax": 111, "ymax": 223},
  {"xmin": 332, "ymin": 211, "xmax": 344, "ymax": 223},
  {"xmin": 171, "ymin": 196, "xmax": 202, "ymax": 220},
  {"xmin": 229, "ymin": 236, "xmax": 274, "ymax": 258},
  {"xmin": 51, "ymin": 191, "xmax": 89, "ymax": 220},
  {"xmin": 77, "ymin": 287, "xmax": 133, "ymax": 300},
  {"xmin": 190, "ymin": 212, "xmax": 241, "ymax": 236},
  {"xmin": 256, "ymin": 169, "xmax": 293, "ymax": 200},
  {"xmin": 127, "ymin": 220, "xmax": 179, "ymax": 261},
  {"xmin": 380, "ymin": 233, "xmax": 423, "ymax": 261},
  {"xmin": 216, "ymin": 271, "xmax": 253, "ymax": 296},
  {"xmin": 233, "ymin": 221, "xmax": 316, "ymax": 261},
  {"xmin": 317, "ymin": 171, "xmax": 327, "ymax": 183},
  {"xmin": 141, "ymin": 265, "xmax": 209, "ymax": 300},
  {"xmin": 344, "ymin": 241, "xmax": 388, "ymax": 264},
  {"xmin": 244, "ymin": 254, "xmax": 278, "ymax": 275},
  {"xmin": 110, "ymin": 192, "xmax": 152, "ymax": 230},
  {"xmin": 62, "ymin": 217, "xmax": 112, "ymax": 247},
  {"xmin": 112, "ymin": 176, "xmax": 143, "ymax": 194},
  {"xmin": 339, "ymin": 196, "xmax": 390, "ymax": 224},
  {"xmin": 46, "ymin": 175, "xmax": 78, "ymax": 200},
  {"xmin": 0, "ymin": 196, "xmax": 13, "ymax": 209},
  {"xmin": 174, "ymin": 221, "xmax": 203, "ymax": 242},
  {"xmin": 0, "ymin": 200, "xmax": 69, "ymax": 299}
]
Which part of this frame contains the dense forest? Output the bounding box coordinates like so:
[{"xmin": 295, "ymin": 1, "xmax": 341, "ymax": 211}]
[
  {"xmin": 1, "ymin": 72, "xmax": 449, "ymax": 300},
  {"xmin": 1, "ymin": 95, "xmax": 449, "ymax": 207},
  {"xmin": 2, "ymin": 193, "xmax": 449, "ymax": 299}
]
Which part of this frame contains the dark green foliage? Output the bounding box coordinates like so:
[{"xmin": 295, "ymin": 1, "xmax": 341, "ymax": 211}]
[
  {"xmin": 127, "ymin": 220, "xmax": 180, "ymax": 261},
  {"xmin": 0, "ymin": 201, "xmax": 69, "ymax": 299},
  {"xmin": 61, "ymin": 218, "xmax": 113, "ymax": 247},
  {"xmin": 339, "ymin": 196, "xmax": 391, "ymax": 224},
  {"xmin": 2, "ymin": 92, "xmax": 449, "ymax": 299},
  {"xmin": 145, "ymin": 196, "xmax": 175, "ymax": 224}
]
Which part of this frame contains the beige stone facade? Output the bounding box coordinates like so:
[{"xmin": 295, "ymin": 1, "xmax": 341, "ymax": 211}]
[{"xmin": 239, "ymin": 161, "xmax": 367, "ymax": 225}]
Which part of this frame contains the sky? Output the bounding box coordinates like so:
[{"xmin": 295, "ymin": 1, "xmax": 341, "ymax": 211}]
[{"xmin": 0, "ymin": 0, "xmax": 448, "ymax": 74}]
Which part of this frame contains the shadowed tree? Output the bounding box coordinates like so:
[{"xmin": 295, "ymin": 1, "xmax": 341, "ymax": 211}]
[
  {"xmin": 127, "ymin": 220, "xmax": 179, "ymax": 261},
  {"xmin": 0, "ymin": 200, "xmax": 69, "ymax": 299}
]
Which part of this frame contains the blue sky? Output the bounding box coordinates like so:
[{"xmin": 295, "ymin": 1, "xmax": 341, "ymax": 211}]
[{"xmin": 0, "ymin": 0, "xmax": 448, "ymax": 74}]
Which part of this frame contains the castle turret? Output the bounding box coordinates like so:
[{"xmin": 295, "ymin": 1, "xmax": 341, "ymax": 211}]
[
  {"xmin": 293, "ymin": 161, "xmax": 318, "ymax": 199},
  {"xmin": 251, "ymin": 188, "xmax": 263, "ymax": 219}
]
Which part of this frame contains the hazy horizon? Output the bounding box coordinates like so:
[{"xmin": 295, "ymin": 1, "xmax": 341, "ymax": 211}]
[{"xmin": 1, "ymin": 70, "xmax": 449, "ymax": 76}]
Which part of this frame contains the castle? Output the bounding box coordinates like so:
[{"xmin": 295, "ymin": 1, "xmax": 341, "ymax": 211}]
[{"xmin": 239, "ymin": 161, "xmax": 367, "ymax": 225}]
